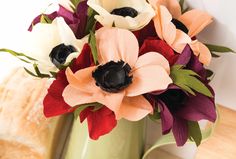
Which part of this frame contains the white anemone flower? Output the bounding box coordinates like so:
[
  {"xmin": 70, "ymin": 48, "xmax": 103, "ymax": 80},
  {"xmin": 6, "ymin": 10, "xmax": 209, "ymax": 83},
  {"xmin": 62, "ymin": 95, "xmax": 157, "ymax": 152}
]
[
  {"xmin": 87, "ymin": 0, "xmax": 155, "ymax": 30},
  {"xmin": 22, "ymin": 17, "xmax": 85, "ymax": 75}
]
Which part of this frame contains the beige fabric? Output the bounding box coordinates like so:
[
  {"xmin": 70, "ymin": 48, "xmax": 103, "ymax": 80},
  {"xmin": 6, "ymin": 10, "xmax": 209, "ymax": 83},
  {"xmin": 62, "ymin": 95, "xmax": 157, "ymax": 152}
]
[{"xmin": 0, "ymin": 68, "xmax": 70, "ymax": 159}]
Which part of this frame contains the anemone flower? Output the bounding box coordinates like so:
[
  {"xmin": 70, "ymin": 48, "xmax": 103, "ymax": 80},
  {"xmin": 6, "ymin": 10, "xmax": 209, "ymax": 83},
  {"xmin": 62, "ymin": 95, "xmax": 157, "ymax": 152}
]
[
  {"xmin": 43, "ymin": 43, "xmax": 117, "ymax": 140},
  {"xmin": 148, "ymin": 0, "xmax": 212, "ymax": 65},
  {"xmin": 21, "ymin": 17, "xmax": 85, "ymax": 75},
  {"xmin": 148, "ymin": 45, "xmax": 217, "ymax": 146},
  {"xmin": 62, "ymin": 27, "xmax": 172, "ymax": 121},
  {"xmin": 87, "ymin": 0, "xmax": 155, "ymax": 30}
]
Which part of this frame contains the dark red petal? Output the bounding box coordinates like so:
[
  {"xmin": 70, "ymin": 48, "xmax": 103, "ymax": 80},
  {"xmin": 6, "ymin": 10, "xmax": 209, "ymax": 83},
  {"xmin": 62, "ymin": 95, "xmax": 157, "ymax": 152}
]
[
  {"xmin": 43, "ymin": 72, "xmax": 75, "ymax": 117},
  {"xmin": 139, "ymin": 39, "xmax": 178, "ymax": 66},
  {"xmin": 158, "ymin": 100, "xmax": 173, "ymax": 135},
  {"xmin": 81, "ymin": 107, "xmax": 117, "ymax": 140},
  {"xmin": 70, "ymin": 43, "xmax": 95, "ymax": 72},
  {"xmin": 133, "ymin": 21, "xmax": 157, "ymax": 46},
  {"xmin": 172, "ymin": 117, "xmax": 188, "ymax": 146}
]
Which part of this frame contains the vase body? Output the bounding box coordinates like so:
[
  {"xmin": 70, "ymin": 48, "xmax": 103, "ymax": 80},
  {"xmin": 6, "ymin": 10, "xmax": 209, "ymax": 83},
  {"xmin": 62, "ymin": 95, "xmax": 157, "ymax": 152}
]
[{"xmin": 64, "ymin": 119, "xmax": 146, "ymax": 159}]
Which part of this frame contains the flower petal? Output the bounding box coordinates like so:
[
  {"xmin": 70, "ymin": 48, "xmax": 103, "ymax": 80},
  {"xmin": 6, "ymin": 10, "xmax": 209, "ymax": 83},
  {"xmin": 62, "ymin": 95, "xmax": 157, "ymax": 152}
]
[
  {"xmin": 65, "ymin": 66, "xmax": 98, "ymax": 93},
  {"xmin": 88, "ymin": 0, "xmax": 155, "ymax": 30},
  {"xmin": 43, "ymin": 70, "xmax": 74, "ymax": 117},
  {"xmin": 135, "ymin": 52, "xmax": 170, "ymax": 73},
  {"xmin": 178, "ymin": 9, "xmax": 213, "ymax": 37},
  {"xmin": 171, "ymin": 29, "xmax": 191, "ymax": 53},
  {"xmin": 177, "ymin": 93, "xmax": 217, "ymax": 122},
  {"xmin": 116, "ymin": 96, "xmax": 153, "ymax": 121},
  {"xmin": 149, "ymin": 0, "xmax": 181, "ymax": 18},
  {"xmin": 93, "ymin": 90, "xmax": 125, "ymax": 113},
  {"xmin": 56, "ymin": 17, "xmax": 83, "ymax": 51},
  {"xmin": 139, "ymin": 39, "xmax": 177, "ymax": 66},
  {"xmin": 80, "ymin": 106, "xmax": 117, "ymax": 140},
  {"xmin": 172, "ymin": 117, "xmax": 188, "ymax": 146},
  {"xmin": 190, "ymin": 41, "xmax": 212, "ymax": 65},
  {"xmin": 158, "ymin": 100, "xmax": 173, "ymax": 134},
  {"xmin": 126, "ymin": 65, "xmax": 172, "ymax": 97},
  {"xmin": 62, "ymin": 85, "xmax": 95, "ymax": 107},
  {"xmin": 96, "ymin": 27, "xmax": 139, "ymax": 67},
  {"xmin": 154, "ymin": 6, "xmax": 176, "ymax": 44}
]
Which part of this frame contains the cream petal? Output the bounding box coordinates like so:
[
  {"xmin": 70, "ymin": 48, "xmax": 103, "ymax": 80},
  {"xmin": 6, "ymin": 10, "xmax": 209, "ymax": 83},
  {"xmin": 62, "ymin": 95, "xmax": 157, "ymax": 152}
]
[
  {"xmin": 178, "ymin": 9, "xmax": 213, "ymax": 37},
  {"xmin": 126, "ymin": 65, "xmax": 172, "ymax": 97},
  {"xmin": 134, "ymin": 52, "xmax": 170, "ymax": 73},
  {"xmin": 92, "ymin": 90, "xmax": 125, "ymax": 113},
  {"xmin": 63, "ymin": 85, "xmax": 95, "ymax": 107},
  {"xmin": 66, "ymin": 67, "xmax": 98, "ymax": 93},
  {"xmin": 116, "ymin": 96, "xmax": 153, "ymax": 121},
  {"xmin": 56, "ymin": 17, "xmax": 83, "ymax": 49},
  {"xmin": 96, "ymin": 27, "xmax": 139, "ymax": 67},
  {"xmin": 88, "ymin": 0, "xmax": 155, "ymax": 30}
]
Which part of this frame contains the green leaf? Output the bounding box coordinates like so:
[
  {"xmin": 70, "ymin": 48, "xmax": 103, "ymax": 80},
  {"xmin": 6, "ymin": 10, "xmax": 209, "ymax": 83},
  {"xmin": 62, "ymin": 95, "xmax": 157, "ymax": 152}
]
[
  {"xmin": 89, "ymin": 31, "xmax": 99, "ymax": 65},
  {"xmin": 33, "ymin": 64, "xmax": 51, "ymax": 78},
  {"xmin": 74, "ymin": 103, "xmax": 103, "ymax": 120},
  {"xmin": 205, "ymin": 44, "xmax": 236, "ymax": 53},
  {"xmin": 85, "ymin": 8, "xmax": 97, "ymax": 34},
  {"xmin": 170, "ymin": 65, "xmax": 213, "ymax": 97},
  {"xmin": 211, "ymin": 52, "xmax": 220, "ymax": 58},
  {"xmin": 70, "ymin": 0, "xmax": 80, "ymax": 8},
  {"xmin": 179, "ymin": 0, "xmax": 185, "ymax": 12},
  {"xmin": 188, "ymin": 121, "xmax": 202, "ymax": 146},
  {"xmin": 40, "ymin": 14, "xmax": 52, "ymax": 24},
  {"xmin": 0, "ymin": 48, "xmax": 36, "ymax": 63},
  {"xmin": 206, "ymin": 69, "xmax": 214, "ymax": 79},
  {"xmin": 24, "ymin": 67, "xmax": 38, "ymax": 77},
  {"xmin": 149, "ymin": 107, "xmax": 161, "ymax": 121}
]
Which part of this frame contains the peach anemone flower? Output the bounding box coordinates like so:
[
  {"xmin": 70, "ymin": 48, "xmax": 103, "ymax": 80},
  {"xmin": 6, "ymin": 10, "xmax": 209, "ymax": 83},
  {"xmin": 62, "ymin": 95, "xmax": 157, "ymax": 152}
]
[
  {"xmin": 149, "ymin": 0, "xmax": 213, "ymax": 65},
  {"xmin": 62, "ymin": 27, "xmax": 172, "ymax": 121}
]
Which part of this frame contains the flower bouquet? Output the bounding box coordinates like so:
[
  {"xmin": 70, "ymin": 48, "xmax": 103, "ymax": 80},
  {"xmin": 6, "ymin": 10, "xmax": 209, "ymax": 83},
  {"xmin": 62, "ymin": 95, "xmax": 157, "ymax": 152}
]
[{"xmin": 1, "ymin": 0, "xmax": 235, "ymax": 158}]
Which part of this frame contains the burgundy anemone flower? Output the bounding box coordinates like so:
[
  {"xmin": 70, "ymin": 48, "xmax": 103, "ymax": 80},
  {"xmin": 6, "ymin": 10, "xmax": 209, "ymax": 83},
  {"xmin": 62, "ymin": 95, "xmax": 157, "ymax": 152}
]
[
  {"xmin": 29, "ymin": 1, "xmax": 89, "ymax": 39},
  {"xmin": 43, "ymin": 44, "xmax": 117, "ymax": 140},
  {"xmin": 147, "ymin": 45, "xmax": 217, "ymax": 146}
]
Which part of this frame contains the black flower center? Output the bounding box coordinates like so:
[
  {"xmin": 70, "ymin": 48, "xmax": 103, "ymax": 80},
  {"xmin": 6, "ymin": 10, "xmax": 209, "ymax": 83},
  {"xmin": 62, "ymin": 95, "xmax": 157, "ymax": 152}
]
[
  {"xmin": 49, "ymin": 43, "xmax": 76, "ymax": 68},
  {"xmin": 111, "ymin": 7, "xmax": 138, "ymax": 18},
  {"xmin": 92, "ymin": 60, "xmax": 133, "ymax": 93},
  {"xmin": 158, "ymin": 89, "xmax": 187, "ymax": 113},
  {"xmin": 171, "ymin": 19, "xmax": 189, "ymax": 34}
]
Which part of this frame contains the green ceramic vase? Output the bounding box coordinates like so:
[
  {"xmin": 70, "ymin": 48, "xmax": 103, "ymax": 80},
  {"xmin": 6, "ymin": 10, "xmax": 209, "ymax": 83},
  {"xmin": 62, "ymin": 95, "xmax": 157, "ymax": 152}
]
[{"xmin": 64, "ymin": 118, "xmax": 146, "ymax": 159}]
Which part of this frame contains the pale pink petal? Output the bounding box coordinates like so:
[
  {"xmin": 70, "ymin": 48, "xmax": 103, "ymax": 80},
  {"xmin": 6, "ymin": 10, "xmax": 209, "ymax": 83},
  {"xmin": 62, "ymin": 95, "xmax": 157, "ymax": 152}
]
[
  {"xmin": 134, "ymin": 52, "xmax": 170, "ymax": 73},
  {"xmin": 150, "ymin": 0, "xmax": 181, "ymax": 18},
  {"xmin": 63, "ymin": 85, "xmax": 95, "ymax": 107},
  {"xmin": 66, "ymin": 67, "xmax": 98, "ymax": 93},
  {"xmin": 160, "ymin": 6, "xmax": 176, "ymax": 45},
  {"xmin": 96, "ymin": 27, "xmax": 139, "ymax": 67},
  {"xmin": 178, "ymin": 9, "xmax": 213, "ymax": 37},
  {"xmin": 126, "ymin": 65, "xmax": 172, "ymax": 97},
  {"xmin": 93, "ymin": 90, "xmax": 125, "ymax": 113},
  {"xmin": 190, "ymin": 41, "xmax": 212, "ymax": 65},
  {"xmin": 153, "ymin": 5, "xmax": 176, "ymax": 44},
  {"xmin": 116, "ymin": 96, "xmax": 153, "ymax": 121},
  {"xmin": 171, "ymin": 29, "xmax": 191, "ymax": 53}
]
